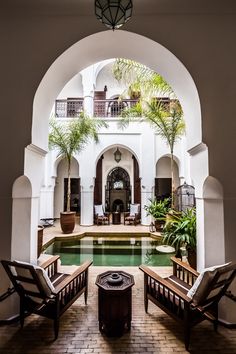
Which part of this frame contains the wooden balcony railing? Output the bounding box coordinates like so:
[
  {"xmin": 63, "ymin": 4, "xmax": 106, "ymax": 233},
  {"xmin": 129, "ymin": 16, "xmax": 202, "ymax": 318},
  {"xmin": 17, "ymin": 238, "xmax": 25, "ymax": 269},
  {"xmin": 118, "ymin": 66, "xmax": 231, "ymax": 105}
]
[
  {"xmin": 55, "ymin": 98, "xmax": 138, "ymax": 118},
  {"xmin": 93, "ymin": 99, "xmax": 138, "ymax": 117},
  {"xmin": 55, "ymin": 99, "xmax": 84, "ymax": 118},
  {"xmin": 55, "ymin": 97, "xmax": 176, "ymax": 118}
]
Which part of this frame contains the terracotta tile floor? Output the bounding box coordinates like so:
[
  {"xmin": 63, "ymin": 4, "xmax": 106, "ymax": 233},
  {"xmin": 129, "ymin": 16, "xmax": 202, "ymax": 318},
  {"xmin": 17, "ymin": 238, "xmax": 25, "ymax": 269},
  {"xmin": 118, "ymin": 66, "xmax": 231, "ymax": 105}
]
[{"xmin": 0, "ymin": 222, "xmax": 236, "ymax": 353}]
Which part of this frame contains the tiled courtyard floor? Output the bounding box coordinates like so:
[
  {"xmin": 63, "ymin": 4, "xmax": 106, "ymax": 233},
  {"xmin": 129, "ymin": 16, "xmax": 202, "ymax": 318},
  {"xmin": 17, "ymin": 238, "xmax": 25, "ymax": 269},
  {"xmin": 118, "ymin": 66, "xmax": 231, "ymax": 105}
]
[{"xmin": 0, "ymin": 222, "xmax": 236, "ymax": 353}]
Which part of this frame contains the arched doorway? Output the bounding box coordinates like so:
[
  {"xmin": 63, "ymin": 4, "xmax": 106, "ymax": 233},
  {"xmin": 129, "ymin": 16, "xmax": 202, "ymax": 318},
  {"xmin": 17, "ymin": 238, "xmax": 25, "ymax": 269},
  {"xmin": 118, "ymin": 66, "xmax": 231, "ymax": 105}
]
[
  {"xmin": 106, "ymin": 167, "xmax": 131, "ymax": 212},
  {"xmin": 27, "ymin": 30, "xmax": 204, "ymax": 261},
  {"xmin": 155, "ymin": 156, "xmax": 180, "ymax": 200}
]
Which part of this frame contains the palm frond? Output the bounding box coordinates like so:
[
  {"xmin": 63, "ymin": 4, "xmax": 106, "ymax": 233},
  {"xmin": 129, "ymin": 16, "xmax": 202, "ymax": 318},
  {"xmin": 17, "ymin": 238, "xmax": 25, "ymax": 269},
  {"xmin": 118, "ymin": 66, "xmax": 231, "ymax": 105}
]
[{"xmin": 113, "ymin": 58, "xmax": 174, "ymax": 99}]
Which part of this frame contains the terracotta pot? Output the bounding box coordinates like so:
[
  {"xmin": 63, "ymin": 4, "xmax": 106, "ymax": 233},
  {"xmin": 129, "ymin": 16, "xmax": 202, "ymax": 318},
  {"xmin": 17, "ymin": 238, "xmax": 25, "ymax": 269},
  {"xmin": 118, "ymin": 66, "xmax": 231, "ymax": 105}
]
[{"xmin": 60, "ymin": 211, "xmax": 76, "ymax": 234}]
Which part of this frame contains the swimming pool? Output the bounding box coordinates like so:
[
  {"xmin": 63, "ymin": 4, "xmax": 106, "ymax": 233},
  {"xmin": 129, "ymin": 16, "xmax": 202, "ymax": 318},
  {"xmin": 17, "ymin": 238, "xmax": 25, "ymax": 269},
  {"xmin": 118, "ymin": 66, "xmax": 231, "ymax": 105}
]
[{"xmin": 44, "ymin": 235, "xmax": 175, "ymax": 266}]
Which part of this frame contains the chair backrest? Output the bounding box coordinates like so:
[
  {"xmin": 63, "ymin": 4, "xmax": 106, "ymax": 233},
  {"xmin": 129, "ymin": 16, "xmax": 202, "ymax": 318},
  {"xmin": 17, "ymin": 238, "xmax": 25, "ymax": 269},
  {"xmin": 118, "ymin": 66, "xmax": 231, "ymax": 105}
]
[
  {"xmin": 94, "ymin": 204, "xmax": 104, "ymax": 216},
  {"xmin": 187, "ymin": 262, "xmax": 236, "ymax": 306},
  {"xmin": 130, "ymin": 203, "xmax": 140, "ymax": 216},
  {"xmin": 1, "ymin": 260, "xmax": 55, "ymax": 302}
]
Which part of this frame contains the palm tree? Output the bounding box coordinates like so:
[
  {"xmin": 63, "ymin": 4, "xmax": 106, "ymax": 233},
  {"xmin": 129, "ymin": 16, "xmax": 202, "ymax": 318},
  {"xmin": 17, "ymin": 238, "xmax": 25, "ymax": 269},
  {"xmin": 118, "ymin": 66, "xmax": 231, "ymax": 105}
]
[
  {"xmin": 113, "ymin": 59, "xmax": 185, "ymax": 207},
  {"xmin": 145, "ymin": 100, "xmax": 185, "ymax": 206},
  {"xmin": 49, "ymin": 113, "xmax": 107, "ymax": 212},
  {"xmin": 113, "ymin": 58, "xmax": 174, "ymax": 99}
]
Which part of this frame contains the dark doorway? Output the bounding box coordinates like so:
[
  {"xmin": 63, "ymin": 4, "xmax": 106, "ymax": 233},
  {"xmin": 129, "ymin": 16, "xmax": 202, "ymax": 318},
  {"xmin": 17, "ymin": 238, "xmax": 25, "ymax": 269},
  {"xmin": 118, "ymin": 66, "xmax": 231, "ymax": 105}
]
[
  {"xmin": 155, "ymin": 178, "xmax": 171, "ymax": 200},
  {"xmin": 106, "ymin": 167, "xmax": 131, "ymax": 212},
  {"xmin": 64, "ymin": 178, "xmax": 80, "ymax": 214},
  {"xmin": 94, "ymin": 155, "xmax": 103, "ymax": 205},
  {"xmin": 112, "ymin": 199, "xmax": 124, "ymax": 212}
]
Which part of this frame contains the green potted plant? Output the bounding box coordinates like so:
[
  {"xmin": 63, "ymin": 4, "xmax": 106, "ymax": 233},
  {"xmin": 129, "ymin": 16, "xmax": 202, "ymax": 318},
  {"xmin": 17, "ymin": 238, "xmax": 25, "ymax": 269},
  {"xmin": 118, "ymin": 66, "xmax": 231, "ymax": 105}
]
[
  {"xmin": 144, "ymin": 197, "xmax": 170, "ymax": 231},
  {"xmin": 49, "ymin": 113, "xmax": 107, "ymax": 234},
  {"xmin": 162, "ymin": 207, "xmax": 196, "ymax": 267}
]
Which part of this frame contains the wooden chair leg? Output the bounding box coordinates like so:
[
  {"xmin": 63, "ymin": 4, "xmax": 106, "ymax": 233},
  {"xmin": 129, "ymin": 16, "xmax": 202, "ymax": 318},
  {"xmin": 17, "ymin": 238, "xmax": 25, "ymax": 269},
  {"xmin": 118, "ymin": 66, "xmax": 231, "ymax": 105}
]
[
  {"xmin": 144, "ymin": 275, "xmax": 148, "ymax": 313},
  {"xmin": 54, "ymin": 317, "xmax": 60, "ymax": 339},
  {"xmin": 214, "ymin": 304, "xmax": 218, "ymax": 332},
  {"xmin": 84, "ymin": 288, "xmax": 88, "ymax": 305},
  {"xmin": 20, "ymin": 297, "xmax": 25, "ymax": 328},
  {"xmin": 184, "ymin": 313, "xmax": 191, "ymax": 351}
]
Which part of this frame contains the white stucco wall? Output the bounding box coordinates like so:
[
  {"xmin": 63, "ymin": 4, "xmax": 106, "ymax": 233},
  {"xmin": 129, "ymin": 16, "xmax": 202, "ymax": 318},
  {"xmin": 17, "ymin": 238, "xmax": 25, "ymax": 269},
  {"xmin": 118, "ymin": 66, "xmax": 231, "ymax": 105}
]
[
  {"xmin": 95, "ymin": 62, "xmax": 127, "ymax": 99},
  {"xmin": 57, "ymin": 73, "xmax": 83, "ymax": 98}
]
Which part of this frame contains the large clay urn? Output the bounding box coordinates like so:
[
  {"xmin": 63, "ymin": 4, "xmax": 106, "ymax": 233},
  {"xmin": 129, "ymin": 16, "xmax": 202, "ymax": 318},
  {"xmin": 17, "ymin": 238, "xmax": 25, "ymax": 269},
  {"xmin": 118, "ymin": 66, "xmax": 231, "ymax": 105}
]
[{"xmin": 60, "ymin": 211, "xmax": 76, "ymax": 234}]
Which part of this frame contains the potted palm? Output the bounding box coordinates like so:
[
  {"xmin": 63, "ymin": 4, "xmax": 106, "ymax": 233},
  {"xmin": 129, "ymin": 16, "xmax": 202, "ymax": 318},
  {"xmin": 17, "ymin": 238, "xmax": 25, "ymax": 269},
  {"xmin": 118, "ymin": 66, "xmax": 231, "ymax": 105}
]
[
  {"xmin": 144, "ymin": 198, "xmax": 170, "ymax": 231},
  {"xmin": 162, "ymin": 207, "xmax": 196, "ymax": 267},
  {"xmin": 49, "ymin": 113, "xmax": 107, "ymax": 234}
]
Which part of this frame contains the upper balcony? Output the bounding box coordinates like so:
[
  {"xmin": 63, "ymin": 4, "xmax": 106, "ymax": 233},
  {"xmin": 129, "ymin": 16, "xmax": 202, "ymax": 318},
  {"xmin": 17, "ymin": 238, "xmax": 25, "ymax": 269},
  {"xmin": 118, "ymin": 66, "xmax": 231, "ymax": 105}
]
[
  {"xmin": 55, "ymin": 97, "xmax": 174, "ymax": 118},
  {"xmin": 55, "ymin": 98, "xmax": 139, "ymax": 118}
]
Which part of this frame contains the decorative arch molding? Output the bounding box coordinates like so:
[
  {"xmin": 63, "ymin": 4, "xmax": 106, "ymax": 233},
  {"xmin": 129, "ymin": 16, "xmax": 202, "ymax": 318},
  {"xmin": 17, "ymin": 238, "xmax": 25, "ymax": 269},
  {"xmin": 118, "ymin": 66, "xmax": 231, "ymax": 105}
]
[
  {"xmin": 94, "ymin": 143, "xmax": 140, "ymax": 173},
  {"xmin": 203, "ymin": 176, "xmax": 223, "ymax": 199},
  {"xmin": 52, "ymin": 155, "xmax": 80, "ymax": 178},
  {"xmin": 197, "ymin": 176, "xmax": 225, "ymax": 270},
  {"xmin": 156, "ymin": 154, "xmax": 180, "ymax": 168},
  {"xmin": 32, "ymin": 30, "xmax": 202, "ymax": 152},
  {"xmin": 12, "ymin": 175, "xmax": 32, "ymax": 198},
  {"xmin": 12, "ymin": 176, "xmax": 37, "ymax": 262},
  {"xmin": 94, "ymin": 58, "xmax": 115, "ymax": 85}
]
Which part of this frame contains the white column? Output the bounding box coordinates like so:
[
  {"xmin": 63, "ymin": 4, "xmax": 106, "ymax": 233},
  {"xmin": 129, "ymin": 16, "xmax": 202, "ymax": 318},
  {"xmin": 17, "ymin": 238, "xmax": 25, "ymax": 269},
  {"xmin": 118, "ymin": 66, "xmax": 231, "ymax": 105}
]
[
  {"xmin": 141, "ymin": 186, "xmax": 153, "ymax": 225},
  {"xmin": 140, "ymin": 122, "xmax": 156, "ymax": 225},
  {"xmin": 80, "ymin": 185, "xmax": 94, "ymax": 226},
  {"xmin": 195, "ymin": 197, "xmax": 205, "ymax": 271},
  {"xmin": 81, "ymin": 66, "xmax": 95, "ymax": 116}
]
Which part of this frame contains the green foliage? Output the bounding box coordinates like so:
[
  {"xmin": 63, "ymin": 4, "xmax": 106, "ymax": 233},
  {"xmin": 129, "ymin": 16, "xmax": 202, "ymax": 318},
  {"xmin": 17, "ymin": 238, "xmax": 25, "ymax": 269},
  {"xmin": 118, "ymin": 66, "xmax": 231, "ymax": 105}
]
[
  {"xmin": 145, "ymin": 100, "xmax": 185, "ymax": 154},
  {"xmin": 144, "ymin": 198, "xmax": 170, "ymax": 221},
  {"xmin": 49, "ymin": 112, "xmax": 107, "ymax": 211},
  {"xmin": 113, "ymin": 58, "xmax": 173, "ymax": 98},
  {"xmin": 162, "ymin": 208, "xmax": 196, "ymax": 252},
  {"xmin": 49, "ymin": 112, "xmax": 107, "ymax": 161}
]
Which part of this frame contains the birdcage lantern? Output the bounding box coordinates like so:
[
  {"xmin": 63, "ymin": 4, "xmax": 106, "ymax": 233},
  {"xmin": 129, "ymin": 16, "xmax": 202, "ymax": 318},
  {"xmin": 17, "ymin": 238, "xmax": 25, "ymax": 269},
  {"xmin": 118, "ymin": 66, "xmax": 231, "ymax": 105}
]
[{"xmin": 175, "ymin": 182, "xmax": 195, "ymax": 211}]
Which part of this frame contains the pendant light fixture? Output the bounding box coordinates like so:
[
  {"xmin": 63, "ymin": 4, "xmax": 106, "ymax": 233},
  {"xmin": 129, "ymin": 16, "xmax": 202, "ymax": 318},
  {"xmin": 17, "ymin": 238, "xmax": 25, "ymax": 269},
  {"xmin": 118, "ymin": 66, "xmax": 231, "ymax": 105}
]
[{"xmin": 95, "ymin": 0, "xmax": 133, "ymax": 31}]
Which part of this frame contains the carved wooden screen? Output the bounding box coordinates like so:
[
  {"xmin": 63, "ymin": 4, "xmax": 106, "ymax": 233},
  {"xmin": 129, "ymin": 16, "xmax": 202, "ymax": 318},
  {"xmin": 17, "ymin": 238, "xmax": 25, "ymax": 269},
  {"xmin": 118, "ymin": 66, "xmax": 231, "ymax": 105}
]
[
  {"xmin": 94, "ymin": 155, "xmax": 103, "ymax": 205},
  {"xmin": 133, "ymin": 155, "xmax": 141, "ymax": 205}
]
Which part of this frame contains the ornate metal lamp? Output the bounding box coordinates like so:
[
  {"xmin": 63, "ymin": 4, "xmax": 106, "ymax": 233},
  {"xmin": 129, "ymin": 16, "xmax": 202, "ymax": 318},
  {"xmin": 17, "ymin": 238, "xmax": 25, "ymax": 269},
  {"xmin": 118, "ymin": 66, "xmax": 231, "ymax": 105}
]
[
  {"xmin": 95, "ymin": 0, "xmax": 133, "ymax": 30},
  {"xmin": 114, "ymin": 147, "xmax": 122, "ymax": 163}
]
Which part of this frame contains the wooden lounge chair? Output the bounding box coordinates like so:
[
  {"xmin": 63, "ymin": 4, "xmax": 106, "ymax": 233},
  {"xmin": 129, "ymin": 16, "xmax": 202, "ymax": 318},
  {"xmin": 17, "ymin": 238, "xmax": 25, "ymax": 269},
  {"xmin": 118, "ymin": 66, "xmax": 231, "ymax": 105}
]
[
  {"xmin": 1, "ymin": 256, "xmax": 92, "ymax": 339},
  {"xmin": 124, "ymin": 203, "xmax": 141, "ymax": 225},
  {"xmin": 94, "ymin": 204, "xmax": 110, "ymax": 225},
  {"xmin": 140, "ymin": 257, "xmax": 236, "ymax": 350}
]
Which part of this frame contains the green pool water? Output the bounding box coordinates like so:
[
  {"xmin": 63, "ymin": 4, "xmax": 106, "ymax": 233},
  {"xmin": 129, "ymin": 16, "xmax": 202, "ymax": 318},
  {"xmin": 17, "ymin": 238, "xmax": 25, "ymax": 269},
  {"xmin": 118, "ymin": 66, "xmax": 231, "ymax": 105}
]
[{"xmin": 44, "ymin": 235, "xmax": 175, "ymax": 266}]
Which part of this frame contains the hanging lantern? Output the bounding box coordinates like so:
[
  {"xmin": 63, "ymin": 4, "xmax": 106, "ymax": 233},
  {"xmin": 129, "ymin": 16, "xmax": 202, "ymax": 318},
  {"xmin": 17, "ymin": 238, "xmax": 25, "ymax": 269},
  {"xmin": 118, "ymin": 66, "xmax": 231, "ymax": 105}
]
[
  {"xmin": 114, "ymin": 147, "xmax": 122, "ymax": 163},
  {"xmin": 95, "ymin": 0, "xmax": 133, "ymax": 31}
]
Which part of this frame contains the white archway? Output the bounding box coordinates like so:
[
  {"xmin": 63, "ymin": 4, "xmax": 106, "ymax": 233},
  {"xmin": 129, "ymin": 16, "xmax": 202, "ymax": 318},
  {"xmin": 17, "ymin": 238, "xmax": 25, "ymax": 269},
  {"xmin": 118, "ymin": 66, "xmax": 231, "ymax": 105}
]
[
  {"xmin": 30, "ymin": 29, "xmax": 207, "ymax": 255},
  {"xmin": 32, "ymin": 30, "xmax": 202, "ymax": 152}
]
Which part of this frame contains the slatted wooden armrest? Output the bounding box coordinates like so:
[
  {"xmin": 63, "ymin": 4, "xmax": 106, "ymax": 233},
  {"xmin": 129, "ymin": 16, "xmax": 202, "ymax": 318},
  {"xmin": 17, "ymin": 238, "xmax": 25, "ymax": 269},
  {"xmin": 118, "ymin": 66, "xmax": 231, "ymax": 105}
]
[
  {"xmin": 40, "ymin": 255, "xmax": 61, "ymax": 278},
  {"xmin": 171, "ymin": 257, "xmax": 199, "ymax": 277},
  {"xmin": 139, "ymin": 265, "xmax": 192, "ymax": 303},
  {"xmin": 40, "ymin": 255, "xmax": 60, "ymax": 270},
  {"xmin": 53, "ymin": 260, "xmax": 93, "ymax": 294},
  {"xmin": 171, "ymin": 257, "xmax": 199, "ymax": 286}
]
